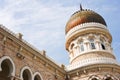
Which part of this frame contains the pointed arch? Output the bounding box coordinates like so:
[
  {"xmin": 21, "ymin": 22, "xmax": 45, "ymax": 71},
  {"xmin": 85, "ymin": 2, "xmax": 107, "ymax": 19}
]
[
  {"xmin": 0, "ymin": 56, "xmax": 15, "ymax": 76},
  {"xmin": 20, "ymin": 66, "xmax": 32, "ymax": 80},
  {"xmin": 33, "ymin": 72, "xmax": 43, "ymax": 80}
]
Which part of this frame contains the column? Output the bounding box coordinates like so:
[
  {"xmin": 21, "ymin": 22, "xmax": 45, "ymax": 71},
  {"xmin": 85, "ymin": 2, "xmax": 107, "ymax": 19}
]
[
  {"xmin": 84, "ymin": 39, "xmax": 89, "ymax": 51},
  {"xmin": 95, "ymin": 39, "xmax": 101, "ymax": 50}
]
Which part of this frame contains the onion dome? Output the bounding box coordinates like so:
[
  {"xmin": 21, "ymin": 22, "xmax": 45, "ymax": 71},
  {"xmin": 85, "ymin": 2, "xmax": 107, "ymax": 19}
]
[{"xmin": 65, "ymin": 5, "xmax": 107, "ymax": 34}]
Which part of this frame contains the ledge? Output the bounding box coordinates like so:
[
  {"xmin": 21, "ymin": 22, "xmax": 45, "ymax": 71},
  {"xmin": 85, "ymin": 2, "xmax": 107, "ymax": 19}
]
[
  {"xmin": 66, "ymin": 22, "xmax": 108, "ymax": 39},
  {"xmin": 66, "ymin": 57, "xmax": 119, "ymax": 71}
]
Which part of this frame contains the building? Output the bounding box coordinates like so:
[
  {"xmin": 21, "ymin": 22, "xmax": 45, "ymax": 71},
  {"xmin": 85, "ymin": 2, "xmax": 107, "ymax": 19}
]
[{"xmin": 0, "ymin": 6, "xmax": 120, "ymax": 80}]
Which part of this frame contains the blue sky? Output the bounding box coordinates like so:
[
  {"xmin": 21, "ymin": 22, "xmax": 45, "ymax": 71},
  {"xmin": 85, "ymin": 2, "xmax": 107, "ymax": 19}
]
[{"xmin": 0, "ymin": 0, "xmax": 120, "ymax": 65}]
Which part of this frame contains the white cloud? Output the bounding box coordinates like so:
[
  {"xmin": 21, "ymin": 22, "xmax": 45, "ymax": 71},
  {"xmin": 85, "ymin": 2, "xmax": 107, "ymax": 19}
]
[{"xmin": 0, "ymin": 0, "xmax": 74, "ymax": 64}]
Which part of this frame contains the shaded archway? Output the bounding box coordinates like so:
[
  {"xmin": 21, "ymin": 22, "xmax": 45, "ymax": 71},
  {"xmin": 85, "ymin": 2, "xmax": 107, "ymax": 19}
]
[
  {"xmin": 33, "ymin": 72, "xmax": 43, "ymax": 80},
  {"xmin": 0, "ymin": 56, "xmax": 15, "ymax": 80},
  {"xmin": 22, "ymin": 69, "xmax": 32, "ymax": 80},
  {"xmin": 0, "ymin": 59, "xmax": 14, "ymax": 80},
  {"xmin": 20, "ymin": 66, "xmax": 32, "ymax": 80},
  {"xmin": 0, "ymin": 56, "xmax": 15, "ymax": 76}
]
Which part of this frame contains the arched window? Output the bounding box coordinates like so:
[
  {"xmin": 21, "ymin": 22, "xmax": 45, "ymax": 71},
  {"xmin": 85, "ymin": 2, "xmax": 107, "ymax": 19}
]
[
  {"xmin": 101, "ymin": 43, "xmax": 105, "ymax": 50},
  {"xmin": 80, "ymin": 41, "xmax": 84, "ymax": 52},
  {"xmin": 100, "ymin": 39, "xmax": 106, "ymax": 50},
  {"xmin": 70, "ymin": 43, "xmax": 74, "ymax": 50},
  {"xmin": 0, "ymin": 56, "xmax": 15, "ymax": 80},
  {"xmin": 22, "ymin": 69, "xmax": 32, "ymax": 80},
  {"xmin": 20, "ymin": 66, "xmax": 32, "ymax": 80},
  {"xmin": 89, "ymin": 39, "xmax": 96, "ymax": 49}
]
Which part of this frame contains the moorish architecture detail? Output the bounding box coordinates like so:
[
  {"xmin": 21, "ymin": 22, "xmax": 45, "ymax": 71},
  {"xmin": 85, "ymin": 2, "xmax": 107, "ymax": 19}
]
[
  {"xmin": 0, "ymin": 5, "xmax": 120, "ymax": 80},
  {"xmin": 0, "ymin": 25, "xmax": 66, "ymax": 80},
  {"xmin": 65, "ymin": 5, "xmax": 120, "ymax": 80}
]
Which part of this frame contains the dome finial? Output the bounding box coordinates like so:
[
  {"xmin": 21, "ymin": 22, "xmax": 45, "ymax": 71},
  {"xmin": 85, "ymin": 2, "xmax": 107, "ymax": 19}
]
[{"xmin": 80, "ymin": 4, "xmax": 83, "ymax": 11}]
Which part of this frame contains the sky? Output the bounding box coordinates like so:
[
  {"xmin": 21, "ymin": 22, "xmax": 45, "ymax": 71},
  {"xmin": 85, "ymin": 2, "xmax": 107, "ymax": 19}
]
[{"xmin": 0, "ymin": 0, "xmax": 120, "ymax": 65}]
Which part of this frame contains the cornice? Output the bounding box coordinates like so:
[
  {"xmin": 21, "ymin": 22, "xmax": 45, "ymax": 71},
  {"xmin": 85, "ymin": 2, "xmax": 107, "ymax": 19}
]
[
  {"xmin": 66, "ymin": 57, "xmax": 118, "ymax": 71},
  {"xmin": 67, "ymin": 63, "xmax": 120, "ymax": 75},
  {"xmin": 70, "ymin": 50, "xmax": 115, "ymax": 64},
  {"xmin": 66, "ymin": 22, "xmax": 108, "ymax": 38}
]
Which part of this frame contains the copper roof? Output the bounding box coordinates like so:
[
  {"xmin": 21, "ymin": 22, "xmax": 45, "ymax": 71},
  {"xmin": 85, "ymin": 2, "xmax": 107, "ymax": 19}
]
[{"xmin": 65, "ymin": 9, "xmax": 107, "ymax": 34}]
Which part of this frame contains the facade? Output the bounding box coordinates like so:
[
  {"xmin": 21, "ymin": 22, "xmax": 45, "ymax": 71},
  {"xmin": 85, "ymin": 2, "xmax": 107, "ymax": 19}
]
[{"xmin": 0, "ymin": 6, "xmax": 120, "ymax": 80}]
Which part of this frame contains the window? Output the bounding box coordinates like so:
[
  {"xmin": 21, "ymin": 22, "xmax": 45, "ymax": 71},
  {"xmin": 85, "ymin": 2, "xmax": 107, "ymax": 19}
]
[
  {"xmin": 80, "ymin": 41, "xmax": 84, "ymax": 52},
  {"xmin": 22, "ymin": 69, "xmax": 32, "ymax": 80},
  {"xmin": 100, "ymin": 39, "xmax": 106, "ymax": 50},
  {"xmin": 101, "ymin": 43, "xmax": 105, "ymax": 50},
  {"xmin": 71, "ymin": 44, "xmax": 74, "ymax": 50},
  {"xmin": 89, "ymin": 39, "xmax": 96, "ymax": 49}
]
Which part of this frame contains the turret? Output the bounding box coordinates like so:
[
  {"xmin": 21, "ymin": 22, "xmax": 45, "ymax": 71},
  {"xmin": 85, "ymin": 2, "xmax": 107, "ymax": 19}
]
[{"xmin": 65, "ymin": 6, "xmax": 120, "ymax": 80}]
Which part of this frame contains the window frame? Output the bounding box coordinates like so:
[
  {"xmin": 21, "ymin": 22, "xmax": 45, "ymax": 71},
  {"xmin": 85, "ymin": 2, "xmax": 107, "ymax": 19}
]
[
  {"xmin": 89, "ymin": 39, "xmax": 96, "ymax": 49},
  {"xmin": 79, "ymin": 41, "xmax": 84, "ymax": 52}
]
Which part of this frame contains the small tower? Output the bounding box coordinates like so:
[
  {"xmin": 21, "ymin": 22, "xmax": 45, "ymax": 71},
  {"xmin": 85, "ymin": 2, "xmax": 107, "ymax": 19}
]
[{"xmin": 65, "ymin": 6, "xmax": 120, "ymax": 80}]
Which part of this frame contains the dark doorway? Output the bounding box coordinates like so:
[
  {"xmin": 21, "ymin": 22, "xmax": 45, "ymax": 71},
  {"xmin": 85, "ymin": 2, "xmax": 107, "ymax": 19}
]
[{"xmin": 0, "ymin": 60, "xmax": 11, "ymax": 80}]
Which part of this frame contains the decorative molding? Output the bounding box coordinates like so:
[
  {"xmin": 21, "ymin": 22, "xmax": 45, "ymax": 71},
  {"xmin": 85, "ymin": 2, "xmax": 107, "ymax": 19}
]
[
  {"xmin": 70, "ymin": 50, "xmax": 114, "ymax": 63},
  {"xmin": 66, "ymin": 22, "xmax": 108, "ymax": 40},
  {"xmin": 66, "ymin": 57, "xmax": 118, "ymax": 71}
]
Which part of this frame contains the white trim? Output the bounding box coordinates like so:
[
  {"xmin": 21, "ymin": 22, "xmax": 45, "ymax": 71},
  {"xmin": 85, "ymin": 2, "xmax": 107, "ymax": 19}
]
[
  {"xmin": 66, "ymin": 22, "xmax": 108, "ymax": 39},
  {"xmin": 33, "ymin": 72, "xmax": 43, "ymax": 80},
  {"xmin": 20, "ymin": 66, "xmax": 33, "ymax": 80},
  {"xmin": 70, "ymin": 50, "xmax": 114, "ymax": 63},
  {"xmin": 0, "ymin": 56, "xmax": 15, "ymax": 76},
  {"xmin": 66, "ymin": 57, "xmax": 118, "ymax": 71}
]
